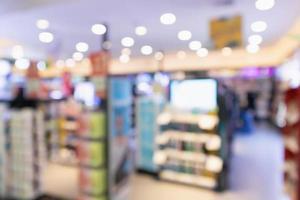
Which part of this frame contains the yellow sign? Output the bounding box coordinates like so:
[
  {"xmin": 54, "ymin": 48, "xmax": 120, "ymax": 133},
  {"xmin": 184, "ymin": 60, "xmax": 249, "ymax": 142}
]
[{"xmin": 210, "ymin": 15, "xmax": 243, "ymax": 49}]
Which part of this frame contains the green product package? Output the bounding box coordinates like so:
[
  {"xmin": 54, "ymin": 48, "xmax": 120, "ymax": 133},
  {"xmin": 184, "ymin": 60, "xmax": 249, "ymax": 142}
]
[
  {"xmin": 90, "ymin": 112, "xmax": 106, "ymax": 139},
  {"xmin": 90, "ymin": 169, "xmax": 107, "ymax": 195},
  {"xmin": 90, "ymin": 142, "xmax": 105, "ymax": 167}
]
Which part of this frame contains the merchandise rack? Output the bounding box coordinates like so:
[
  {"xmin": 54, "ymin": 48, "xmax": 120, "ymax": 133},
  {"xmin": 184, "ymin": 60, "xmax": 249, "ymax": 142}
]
[{"xmin": 154, "ymin": 79, "xmax": 234, "ymax": 191}]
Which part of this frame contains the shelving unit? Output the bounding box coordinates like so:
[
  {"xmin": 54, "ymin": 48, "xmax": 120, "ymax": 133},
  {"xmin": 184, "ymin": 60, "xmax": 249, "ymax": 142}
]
[{"xmin": 282, "ymin": 88, "xmax": 300, "ymax": 200}]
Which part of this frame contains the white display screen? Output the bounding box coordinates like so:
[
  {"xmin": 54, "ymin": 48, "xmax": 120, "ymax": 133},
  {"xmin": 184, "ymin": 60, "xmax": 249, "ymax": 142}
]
[{"xmin": 170, "ymin": 79, "xmax": 217, "ymax": 112}]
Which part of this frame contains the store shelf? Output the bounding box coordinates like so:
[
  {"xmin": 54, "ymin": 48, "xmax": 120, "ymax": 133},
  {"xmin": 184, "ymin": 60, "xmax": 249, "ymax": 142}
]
[
  {"xmin": 157, "ymin": 130, "xmax": 220, "ymax": 145},
  {"xmin": 160, "ymin": 170, "xmax": 217, "ymax": 189},
  {"xmin": 161, "ymin": 149, "xmax": 207, "ymax": 163}
]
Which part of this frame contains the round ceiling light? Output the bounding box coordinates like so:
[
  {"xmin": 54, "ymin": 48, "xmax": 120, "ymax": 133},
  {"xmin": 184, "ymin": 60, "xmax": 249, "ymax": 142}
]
[
  {"xmin": 121, "ymin": 37, "xmax": 135, "ymax": 47},
  {"xmin": 255, "ymin": 0, "xmax": 275, "ymax": 11},
  {"xmin": 72, "ymin": 52, "xmax": 84, "ymax": 61},
  {"xmin": 197, "ymin": 48, "xmax": 209, "ymax": 58},
  {"xmin": 66, "ymin": 58, "xmax": 75, "ymax": 67},
  {"xmin": 39, "ymin": 32, "xmax": 54, "ymax": 43},
  {"xmin": 251, "ymin": 21, "xmax": 267, "ymax": 33},
  {"xmin": 189, "ymin": 41, "xmax": 202, "ymax": 51},
  {"xmin": 246, "ymin": 44, "xmax": 260, "ymax": 54},
  {"xmin": 15, "ymin": 58, "xmax": 30, "ymax": 70},
  {"xmin": 160, "ymin": 13, "xmax": 176, "ymax": 25},
  {"xmin": 119, "ymin": 54, "xmax": 130, "ymax": 63},
  {"xmin": 36, "ymin": 19, "xmax": 49, "ymax": 30},
  {"xmin": 91, "ymin": 24, "xmax": 107, "ymax": 35},
  {"xmin": 135, "ymin": 26, "xmax": 147, "ymax": 36},
  {"xmin": 141, "ymin": 45, "xmax": 153, "ymax": 55},
  {"xmin": 76, "ymin": 42, "xmax": 89, "ymax": 52},
  {"xmin": 248, "ymin": 34, "xmax": 263, "ymax": 45},
  {"xmin": 154, "ymin": 52, "xmax": 164, "ymax": 61},
  {"xmin": 178, "ymin": 30, "xmax": 192, "ymax": 41}
]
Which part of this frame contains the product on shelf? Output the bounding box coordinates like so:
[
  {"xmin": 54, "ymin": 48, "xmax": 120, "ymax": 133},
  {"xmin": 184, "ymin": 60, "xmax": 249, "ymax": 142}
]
[
  {"xmin": 9, "ymin": 108, "xmax": 45, "ymax": 199},
  {"xmin": 282, "ymin": 88, "xmax": 300, "ymax": 200},
  {"xmin": 0, "ymin": 105, "xmax": 7, "ymax": 197}
]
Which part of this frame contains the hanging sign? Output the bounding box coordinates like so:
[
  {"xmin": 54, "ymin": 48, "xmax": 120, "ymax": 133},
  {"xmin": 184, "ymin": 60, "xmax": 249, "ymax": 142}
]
[{"xmin": 210, "ymin": 15, "xmax": 243, "ymax": 49}]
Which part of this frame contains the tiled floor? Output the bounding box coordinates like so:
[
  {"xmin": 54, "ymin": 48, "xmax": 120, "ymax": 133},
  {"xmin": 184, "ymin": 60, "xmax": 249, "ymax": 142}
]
[{"xmin": 43, "ymin": 124, "xmax": 288, "ymax": 200}]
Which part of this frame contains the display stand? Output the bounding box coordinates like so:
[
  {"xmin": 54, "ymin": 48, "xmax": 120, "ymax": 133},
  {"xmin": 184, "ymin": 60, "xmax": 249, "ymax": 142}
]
[
  {"xmin": 283, "ymin": 88, "xmax": 300, "ymax": 200},
  {"xmin": 154, "ymin": 78, "xmax": 231, "ymax": 191}
]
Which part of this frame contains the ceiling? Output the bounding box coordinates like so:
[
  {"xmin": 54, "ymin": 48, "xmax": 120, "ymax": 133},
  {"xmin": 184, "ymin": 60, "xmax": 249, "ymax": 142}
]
[{"xmin": 0, "ymin": 0, "xmax": 299, "ymax": 60}]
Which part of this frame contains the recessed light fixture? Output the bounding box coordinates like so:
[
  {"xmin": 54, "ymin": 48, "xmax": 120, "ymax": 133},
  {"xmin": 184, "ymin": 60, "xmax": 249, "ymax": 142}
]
[
  {"xmin": 66, "ymin": 58, "xmax": 75, "ymax": 67},
  {"xmin": 91, "ymin": 24, "xmax": 107, "ymax": 35},
  {"xmin": 189, "ymin": 41, "xmax": 202, "ymax": 51},
  {"xmin": 251, "ymin": 21, "xmax": 267, "ymax": 33},
  {"xmin": 37, "ymin": 61, "xmax": 47, "ymax": 71},
  {"xmin": 72, "ymin": 52, "xmax": 84, "ymax": 61},
  {"xmin": 197, "ymin": 48, "xmax": 209, "ymax": 57},
  {"xmin": 248, "ymin": 34, "xmax": 263, "ymax": 45},
  {"xmin": 36, "ymin": 19, "xmax": 49, "ymax": 30},
  {"xmin": 160, "ymin": 13, "xmax": 176, "ymax": 25},
  {"xmin": 177, "ymin": 51, "xmax": 186, "ymax": 59},
  {"xmin": 11, "ymin": 45, "xmax": 24, "ymax": 59},
  {"xmin": 15, "ymin": 58, "xmax": 30, "ymax": 70},
  {"xmin": 122, "ymin": 48, "xmax": 131, "ymax": 55},
  {"xmin": 221, "ymin": 47, "xmax": 232, "ymax": 56},
  {"xmin": 135, "ymin": 26, "xmax": 147, "ymax": 36},
  {"xmin": 39, "ymin": 32, "xmax": 54, "ymax": 43},
  {"xmin": 246, "ymin": 44, "xmax": 260, "ymax": 54},
  {"xmin": 178, "ymin": 30, "xmax": 192, "ymax": 41},
  {"xmin": 255, "ymin": 0, "xmax": 275, "ymax": 11},
  {"xmin": 141, "ymin": 45, "xmax": 153, "ymax": 55},
  {"xmin": 119, "ymin": 54, "xmax": 130, "ymax": 63},
  {"xmin": 121, "ymin": 37, "xmax": 135, "ymax": 47},
  {"xmin": 76, "ymin": 42, "xmax": 89, "ymax": 52},
  {"xmin": 154, "ymin": 52, "xmax": 164, "ymax": 61}
]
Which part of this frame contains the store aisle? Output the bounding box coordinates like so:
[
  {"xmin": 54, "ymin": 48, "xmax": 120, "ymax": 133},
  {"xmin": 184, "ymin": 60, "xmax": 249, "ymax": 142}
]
[
  {"xmin": 43, "ymin": 125, "xmax": 286, "ymax": 200},
  {"xmin": 130, "ymin": 124, "xmax": 286, "ymax": 200}
]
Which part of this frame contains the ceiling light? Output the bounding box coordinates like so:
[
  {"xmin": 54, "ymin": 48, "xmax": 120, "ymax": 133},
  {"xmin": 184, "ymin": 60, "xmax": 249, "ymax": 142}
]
[
  {"xmin": 122, "ymin": 48, "xmax": 131, "ymax": 55},
  {"xmin": 36, "ymin": 19, "xmax": 49, "ymax": 30},
  {"xmin": 39, "ymin": 32, "xmax": 54, "ymax": 43},
  {"xmin": 91, "ymin": 24, "xmax": 107, "ymax": 35},
  {"xmin": 255, "ymin": 0, "xmax": 275, "ymax": 11},
  {"xmin": 15, "ymin": 58, "xmax": 30, "ymax": 70},
  {"xmin": 251, "ymin": 21, "xmax": 267, "ymax": 33},
  {"xmin": 121, "ymin": 37, "xmax": 135, "ymax": 47},
  {"xmin": 76, "ymin": 42, "xmax": 89, "ymax": 52},
  {"xmin": 197, "ymin": 48, "xmax": 209, "ymax": 57},
  {"xmin": 246, "ymin": 44, "xmax": 260, "ymax": 54},
  {"xmin": 177, "ymin": 51, "xmax": 186, "ymax": 59},
  {"xmin": 160, "ymin": 13, "xmax": 176, "ymax": 25},
  {"xmin": 141, "ymin": 45, "xmax": 153, "ymax": 55},
  {"xmin": 119, "ymin": 54, "xmax": 130, "ymax": 63},
  {"xmin": 221, "ymin": 47, "xmax": 232, "ymax": 56},
  {"xmin": 178, "ymin": 30, "xmax": 192, "ymax": 41},
  {"xmin": 37, "ymin": 61, "xmax": 47, "ymax": 71},
  {"xmin": 135, "ymin": 26, "xmax": 147, "ymax": 36},
  {"xmin": 66, "ymin": 58, "xmax": 75, "ymax": 68},
  {"xmin": 11, "ymin": 45, "xmax": 24, "ymax": 59},
  {"xmin": 189, "ymin": 41, "xmax": 202, "ymax": 51},
  {"xmin": 248, "ymin": 34, "xmax": 263, "ymax": 45},
  {"xmin": 154, "ymin": 52, "xmax": 164, "ymax": 61},
  {"xmin": 72, "ymin": 52, "xmax": 84, "ymax": 61}
]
